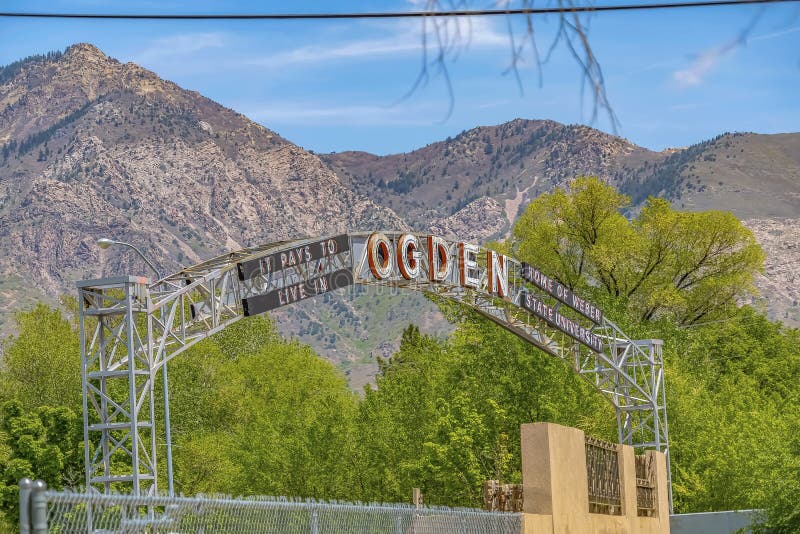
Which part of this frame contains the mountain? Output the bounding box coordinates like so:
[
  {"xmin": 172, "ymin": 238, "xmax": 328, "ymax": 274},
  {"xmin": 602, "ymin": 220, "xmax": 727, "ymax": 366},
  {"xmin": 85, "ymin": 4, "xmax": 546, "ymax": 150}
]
[
  {"xmin": 0, "ymin": 44, "xmax": 456, "ymax": 387},
  {"xmin": 1, "ymin": 43, "xmax": 797, "ymax": 383},
  {"xmin": 620, "ymin": 132, "xmax": 800, "ymax": 325},
  {"xmin": 0, "ymin": 44, "xmax": 405, "ymax": 280},
  {"xmin": 618, "ymin": 132, "xmax": 800, "ymax": 217},
  {"xmin": 324, "ymin": 125, "xmax": 800, "ymax": 326},
  {"xmin": 323, "ymin": 119, "xmax": 664, "ymax": 237}
]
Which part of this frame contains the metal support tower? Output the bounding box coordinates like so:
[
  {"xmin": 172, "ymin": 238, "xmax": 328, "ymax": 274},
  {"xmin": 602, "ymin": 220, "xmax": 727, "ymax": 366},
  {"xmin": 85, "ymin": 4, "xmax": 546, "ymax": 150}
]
[
  {"xmin": 78, "ymin": 276, "xmax": 157, "ymax": 495},
  {"xmin": 614, "ymin": 339, "xmax": 672, "ymax": 511}
]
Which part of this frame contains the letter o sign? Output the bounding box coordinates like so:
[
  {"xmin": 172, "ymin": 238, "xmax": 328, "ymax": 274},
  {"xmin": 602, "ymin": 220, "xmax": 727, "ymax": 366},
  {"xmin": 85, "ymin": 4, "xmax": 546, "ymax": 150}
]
[{"xmin": 367, "ymin": 232, "xmax": 393, "ymax": 280}]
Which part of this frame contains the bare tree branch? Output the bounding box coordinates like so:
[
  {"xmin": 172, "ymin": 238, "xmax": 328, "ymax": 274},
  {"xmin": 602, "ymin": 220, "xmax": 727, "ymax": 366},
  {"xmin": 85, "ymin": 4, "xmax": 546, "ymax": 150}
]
[
  {"xmin": 407, "ymin": 0, "xmax": 620, "ymax": 129},
  {"xmin": 404, "ymin": 1, "xmax": 780, "ymax": 128}
]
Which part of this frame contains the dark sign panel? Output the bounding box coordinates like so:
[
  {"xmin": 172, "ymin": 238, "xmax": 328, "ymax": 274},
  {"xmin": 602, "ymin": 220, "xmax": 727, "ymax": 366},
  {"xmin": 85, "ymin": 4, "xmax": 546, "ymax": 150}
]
[
  {"xmin": 237, "ymin": 234, "xmax": 350, "ymax": 282},
  {"xmin": 519, "ymin": 291, "xmax": 603, "ymax": 353},
  {"xmin": 520, "ymin": 263, "xmax": 603, "ymax": 324},
  {"xmin": 242, "ymin": 268, "xmax": 354, "ymax": 317}
]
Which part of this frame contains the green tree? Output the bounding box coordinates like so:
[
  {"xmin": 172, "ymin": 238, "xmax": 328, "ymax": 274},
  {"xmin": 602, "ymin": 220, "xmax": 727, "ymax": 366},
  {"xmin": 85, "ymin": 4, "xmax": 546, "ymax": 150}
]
[
  {"xmin": 512, "ymin": 177, "xmax": 764, "ymax": 325},
  {"xmin": 658, "ymin": 309, "xmax": 800, "ymax": 514},
  {"xmin": 0, "ymin": 401, "xmax": 83, "ymax": 528},
  {"xmin": 753, "ymin": 474, "xmax": 800, "ymax": 534},
  {"xmin": 353, "ymin": 325, "xmax": 448, "ymax": 502},
  {"xmin": 513, "ymin": 177, "xmax": 631, "ymax": 291},
  {"xmin": 355, "ymin": 313, "xmax": 614, "ymax": 507},
  {"xmin": 0, "ymin": 306, "xmax": 360, "ymax": 508},
  {"xmin": 167, "ymin": 316, "xmax": 359, "ymax": 499},
  {"xmin": 0, "ymin": 305, "xmax": 84, "ymax": 528},
  {"xmin": 2, "ymin": 275, "xmax": 798, "ymax": 527},
  {"xmin": 0, "ymin": 304, "xmax": 82, "ymax": 410}
]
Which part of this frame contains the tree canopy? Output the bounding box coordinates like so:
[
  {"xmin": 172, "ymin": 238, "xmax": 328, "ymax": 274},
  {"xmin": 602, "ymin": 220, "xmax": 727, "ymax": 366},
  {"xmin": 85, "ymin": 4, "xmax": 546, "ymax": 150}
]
[
  {"xmin": 512, "ymin": 177, "xmax": 765, "ymax": 325},
  {"xmin": 0, "ymin": 304, "xmax": 81, "ymax": 410},
  {"xmin": 167, "ymin": 316, "xmax": 359, "ymax": 498}
]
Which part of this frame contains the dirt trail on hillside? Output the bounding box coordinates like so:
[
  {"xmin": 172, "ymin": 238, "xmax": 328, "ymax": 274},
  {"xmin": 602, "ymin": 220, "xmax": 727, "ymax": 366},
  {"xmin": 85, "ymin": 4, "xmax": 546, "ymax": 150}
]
[{"xmin": 504, "ymin": 176, "xmax": 538, "ymax": 238}]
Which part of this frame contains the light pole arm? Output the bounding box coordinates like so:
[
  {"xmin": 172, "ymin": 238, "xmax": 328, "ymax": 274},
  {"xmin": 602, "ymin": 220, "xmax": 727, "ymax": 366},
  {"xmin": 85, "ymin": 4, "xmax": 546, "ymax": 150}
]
[{"xmin": 106, "ymin": 240, "xmax": 162, "ymax": 281}]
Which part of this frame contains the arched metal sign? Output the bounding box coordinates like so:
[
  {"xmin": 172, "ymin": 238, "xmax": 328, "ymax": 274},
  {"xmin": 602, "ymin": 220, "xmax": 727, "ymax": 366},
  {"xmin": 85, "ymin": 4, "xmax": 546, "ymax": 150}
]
[{"xmin": 77, "ymin": 232, "xmax": 669, "ymax": 500}]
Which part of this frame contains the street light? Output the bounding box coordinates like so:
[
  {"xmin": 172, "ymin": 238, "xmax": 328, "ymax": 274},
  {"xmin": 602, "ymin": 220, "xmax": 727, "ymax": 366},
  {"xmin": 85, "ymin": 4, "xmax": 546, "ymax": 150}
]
[
  {"xmin": 95, "ymin": 237, "xmax": 174, "ymax": 496},
  {"xmin": 96, "ymin": 238, "xmax": 162, "ymax": 281}
]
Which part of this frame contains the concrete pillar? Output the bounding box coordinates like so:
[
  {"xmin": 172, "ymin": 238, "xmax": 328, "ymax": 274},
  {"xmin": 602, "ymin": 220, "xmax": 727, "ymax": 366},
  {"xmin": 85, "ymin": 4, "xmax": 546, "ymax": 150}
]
[
  {"xmin": 521, "ymin": 422, "xmax": 589, "ymax": 532},
  {"xmin": 520, "ymin": 422, "xmax": 671, "ymax": 534},
  {"xmin": 638, "ymin": 449, "xmax": 671, "ymax": 533},
  {"xmin": 619, "ymin": 443, "xmax": 637, "ymax": 518}
]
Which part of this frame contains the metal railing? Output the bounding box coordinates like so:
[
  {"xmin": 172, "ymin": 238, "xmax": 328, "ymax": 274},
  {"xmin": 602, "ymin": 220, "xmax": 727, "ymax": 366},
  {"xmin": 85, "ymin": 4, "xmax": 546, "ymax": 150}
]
[
  {"xmin": 585, "ymin": 436, "xmax": 622, "ymax": 515},
  {"xmin": 482, "ymin": 480, "xmax": 523, "ymax": 512},
  {"xmin": 19, "ymin": 479, "xmax": 523, "ymax": 533},
  {"xmin": 635, "ymin": 454, "xmax": 658, "ymax": 517}
]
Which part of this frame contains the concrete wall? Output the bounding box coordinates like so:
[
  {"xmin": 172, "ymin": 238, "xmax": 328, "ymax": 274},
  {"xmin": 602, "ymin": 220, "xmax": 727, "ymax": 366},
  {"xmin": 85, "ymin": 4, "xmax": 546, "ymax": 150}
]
[
  {"xmin": 520, "ymin": 422, "xmax": 670, "ymax": 534},
  {"xmin": 670, "ymin": 510, "xmax": 757, "ymax": 534}
]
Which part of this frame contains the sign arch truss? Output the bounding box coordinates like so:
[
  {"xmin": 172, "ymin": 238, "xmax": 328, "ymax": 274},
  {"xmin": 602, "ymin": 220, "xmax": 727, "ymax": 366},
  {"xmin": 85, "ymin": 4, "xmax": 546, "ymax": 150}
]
[{"xmin": 77, "ymin": 232, "xmax": 669, "ymax": 501}]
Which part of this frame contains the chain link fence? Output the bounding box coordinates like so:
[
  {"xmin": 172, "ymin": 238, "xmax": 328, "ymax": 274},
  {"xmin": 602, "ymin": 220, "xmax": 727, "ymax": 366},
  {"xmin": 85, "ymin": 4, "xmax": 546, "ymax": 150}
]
[{"xmin": 19, "ymin": 479, "xmax": 523, "ymax": 533}]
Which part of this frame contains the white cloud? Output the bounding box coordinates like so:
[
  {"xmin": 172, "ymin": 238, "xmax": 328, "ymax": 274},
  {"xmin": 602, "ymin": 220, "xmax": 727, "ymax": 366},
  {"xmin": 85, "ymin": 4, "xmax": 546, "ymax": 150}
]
[
  {"xmin": 133, "ymin": 33, "xmax": 227, "ymax": 64},
  {"xmin": 246, "ymin": 36, "xmax": 420, "ymax": 68},
  {"xmin": 244, "ymin": 18, "xmax": 507, "ymax": 69},
  {"xmin": 750, "ymin": 25, "xmax": 800, "ymax": 42},
  {"xmin": 672, "ymin": 40, "xmax": 739, "ymax": 88},
  {"xmin": 243, "ymin": 101, "xmax": 447, "ymax": 126},
  {"xmin": 672, "ymin": 25, "xmax": 800, "ymax": 88}
]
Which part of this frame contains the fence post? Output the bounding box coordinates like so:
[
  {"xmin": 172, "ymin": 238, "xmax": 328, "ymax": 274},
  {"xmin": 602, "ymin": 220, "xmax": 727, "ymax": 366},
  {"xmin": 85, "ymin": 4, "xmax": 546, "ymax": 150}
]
[
  {"xmin": 19, "ymin": 478, "xmax": 32, "ymax": 534},
  {"xmin": 310, "ymin": 508, "xmax": 319, "ymax": 534},
  {"xmin": 30, "ymin": 480, "xmax": 48, "ymax": 534}
]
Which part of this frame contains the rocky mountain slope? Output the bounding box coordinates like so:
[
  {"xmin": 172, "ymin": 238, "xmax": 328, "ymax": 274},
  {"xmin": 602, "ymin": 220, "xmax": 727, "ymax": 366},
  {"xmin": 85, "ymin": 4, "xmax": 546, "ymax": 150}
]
[
  {"xmin": 325, "ymin": 127, "xmax": 800, "ymax": 326},
  {"xmin": 619, "ymin": 132, "xmax": 800, "ymax": 216},
  {"xmin": 0, "ymin": 45, "xmax": 453, "ymax": 386},
  {"xmin": 744, "ymin": 218, "xmax": 800, "ymax": 325},
  {"xmin": 323, "ymin": 119, "xmax": 664, "ymax": 236},
  {"xmin": 0, "ymin": 44, "xmax": 404, "ymax": 281},
  {"xmin": 1, "ymin": 44, "xmax": 797, "ymax": 386}
]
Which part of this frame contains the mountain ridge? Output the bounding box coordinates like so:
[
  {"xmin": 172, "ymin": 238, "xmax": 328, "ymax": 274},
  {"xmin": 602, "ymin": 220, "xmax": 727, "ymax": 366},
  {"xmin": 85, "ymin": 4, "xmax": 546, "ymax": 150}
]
[
  {"xmin": 0, "ymin": 44, "xmax": 435, "ymax": 387},
  {"xmin": 322, "ymin": 118, "xmax": 664, "ymax": 232},
  {"xmin": 1, "ymin": 43, "xmax": 798, "ymax": 381},
  {"xmin": 0, "ymin": 44, "xmax": 407, "ymax": 287},
  {"xmin": 323, "ymin": 123, "xmax": 800, "ymax": 325}
]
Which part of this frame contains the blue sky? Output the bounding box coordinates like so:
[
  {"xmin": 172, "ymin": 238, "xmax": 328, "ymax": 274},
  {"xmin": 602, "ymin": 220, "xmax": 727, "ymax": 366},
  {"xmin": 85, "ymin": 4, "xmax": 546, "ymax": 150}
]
[{"xmin": 1, "ymin": 1, "xmax": 798, "ymax": 155}]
